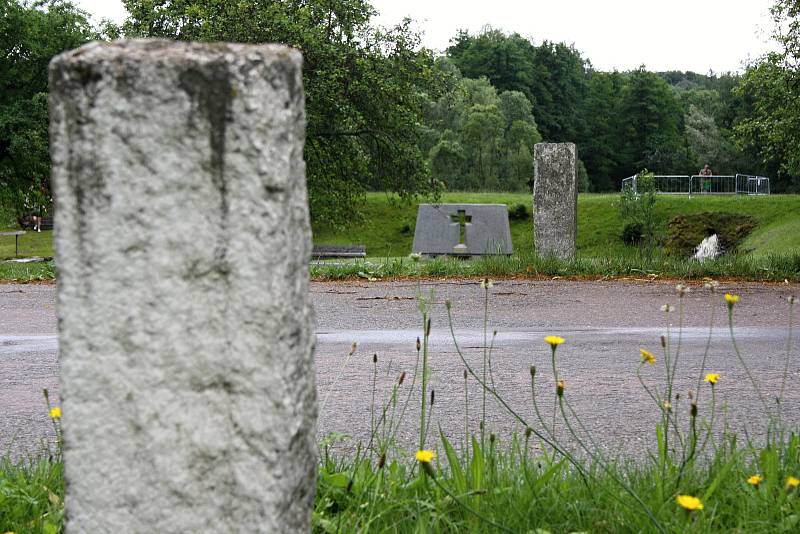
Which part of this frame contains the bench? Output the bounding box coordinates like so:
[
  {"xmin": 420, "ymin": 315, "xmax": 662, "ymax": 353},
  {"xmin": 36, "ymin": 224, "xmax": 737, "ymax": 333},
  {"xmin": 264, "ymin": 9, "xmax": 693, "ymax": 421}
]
[
  {"xmin": 311, "ymin": 245, "xmax": 366, "ymax": 259},
  {"xmin": 0, "ymin": 231, "xmax": 26, "ymax": 256}
]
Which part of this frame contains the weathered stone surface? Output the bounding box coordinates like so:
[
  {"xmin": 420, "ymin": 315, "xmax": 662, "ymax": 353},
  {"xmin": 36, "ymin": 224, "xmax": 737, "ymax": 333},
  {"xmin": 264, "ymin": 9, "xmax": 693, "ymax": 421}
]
[
  {"xmin": 533, "ymin": 143, "xmax": 578, "ymax": 260},
  {"xmin": 411, "ymin": 204, "xmax": 513, "ymax": 256},
  {"xmin": 50, "ymin": 40, "xmax": 315, "ymax": 532}
]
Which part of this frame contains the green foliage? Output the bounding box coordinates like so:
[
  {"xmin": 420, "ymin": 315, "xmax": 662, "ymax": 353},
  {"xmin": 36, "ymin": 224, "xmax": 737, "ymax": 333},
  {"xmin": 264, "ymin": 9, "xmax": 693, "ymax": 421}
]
[
  {"xmin": 0, "ymin": 0, "xmax": 94, "ymax": 223},
  {"xmin": 507, "ymin": 203, "xmax": 529, "ymax": 221},
  {"xmin": 735, "ymin": 54, "xmax": 800, "ymax": 191},
  {"xmin": 620, "ymin": 70, "xmax": 692, "ymax": 173},
  {"xmin": 620, "ymin": 170, "xmax": 660, "ymax": 256},
  {"xmin": 0, "ymin": 456, "xmax": 63, "ymax": 533},
  {"xmin": 421, "ymin": 73, "xmax": 541, "ymax": 191},
  {"xmin": 732, "ymin": 1, "xmax": 800, "ymax": 192},
  {"xmin": 120, "ymin": 0, "xmax": 442, "ymax": 224}
]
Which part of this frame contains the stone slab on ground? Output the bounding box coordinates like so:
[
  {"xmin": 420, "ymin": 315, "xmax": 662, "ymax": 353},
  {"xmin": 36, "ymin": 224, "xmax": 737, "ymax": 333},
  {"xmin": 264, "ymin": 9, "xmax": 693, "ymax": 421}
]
[
  {"xmin": 412, "ymin": 204, "xmax": 513, "ymax": 256},
  {"xmin": 50, "ymin": 40, "xmax": 315, "ymax": 532},
  {"xmin": 533, "ymin": 143, "xmax": 578, "ymax": 260}
]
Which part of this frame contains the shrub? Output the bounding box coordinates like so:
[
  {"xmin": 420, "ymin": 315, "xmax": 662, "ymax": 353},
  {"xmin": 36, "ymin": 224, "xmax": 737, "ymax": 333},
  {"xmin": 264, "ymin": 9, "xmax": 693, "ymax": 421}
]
[
  {"xmin": 508, "ymin": 203, "xmax": 529, "ymax": 221},
  {"xmin": 621, "ymin": 222, "xmax": 644, "ymax": 244},
  {"xmin": 619, "ymin": 170, "xmax": 659, "ymax": 257}
]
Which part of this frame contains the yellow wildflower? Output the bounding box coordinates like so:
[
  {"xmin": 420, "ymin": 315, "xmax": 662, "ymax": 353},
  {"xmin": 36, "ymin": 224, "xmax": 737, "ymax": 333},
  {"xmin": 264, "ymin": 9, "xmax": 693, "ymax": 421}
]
[
  {"xmin": 747, "ymin": 474, "xmax": 763, "ymax": 486},
  {"xmin": 49, "ymin": 407, "xmax": 62, "ymax": 420},
  {"xmin": 415, "ymin": 450, "xmax": 435, "ymax": 463},
  {"xmin": 704, "ymin": 373, "xmax": 720, "ymax": 385},
  {"xmin": 480, "ymin": 278, "xmax": 494, "ymax": 289},
  {"xmin": 676, "ymin": 495, "xmax": 704, "ymax": 511},
  {"xmin": 639, "ymin": 348, "xmax": 656, "ymax": 365},
  {"xmin": 545, "ymin": 336, "xmax": 565, "ymax": 347},
  {"xmin": 786, "ymin": 476, "xmax": 800, "ymax": 491},
  {"xmin": 725, "ymin": 293, "xmax": 740, "ymax": 307},
  {"xmin": 556, "ymin": 380, "xmax": 565, "ymax": 397}
]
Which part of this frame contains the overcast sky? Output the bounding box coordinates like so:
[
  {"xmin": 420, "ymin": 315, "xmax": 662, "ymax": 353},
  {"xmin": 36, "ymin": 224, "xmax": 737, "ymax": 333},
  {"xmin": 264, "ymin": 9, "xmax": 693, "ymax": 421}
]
[{"xmin": 73, "ymin": 0, "xmax": 778, "ymax": 73}]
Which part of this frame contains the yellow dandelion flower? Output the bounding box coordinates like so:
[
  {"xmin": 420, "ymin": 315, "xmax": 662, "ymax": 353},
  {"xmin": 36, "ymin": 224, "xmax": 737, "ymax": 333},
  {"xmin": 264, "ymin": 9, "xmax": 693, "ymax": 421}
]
[
  {"xmin": 747, "ymin": 474, "xmax": 763, "ymax": 486},
  {"xmin": 704, "ymin": 373, "xmax": 720, "ymax": 385},
  {"xmin": 676, "ymin": 495, "xmax": 704, "ymax": 511},
  {"xmin": 786, "ymin": 476, "xmax": 800, "ymax": 491},
  {"xmin": 545, "ymin": 336, "xmax": 565, "ymax": 347},
  {"xmin": 639, "ymin": 348, "xmax": 656, "ymax": 365},
  {"xmin": 725, "ymin": 293, "xmax": 740, "ymax": 306},
  {"xmin": 49, "ymin": 407, "xmax": 62, "ymax": 420},
  {"xmin": 415, "ymin": 450, "xmax": 435, "ymax": 463}
]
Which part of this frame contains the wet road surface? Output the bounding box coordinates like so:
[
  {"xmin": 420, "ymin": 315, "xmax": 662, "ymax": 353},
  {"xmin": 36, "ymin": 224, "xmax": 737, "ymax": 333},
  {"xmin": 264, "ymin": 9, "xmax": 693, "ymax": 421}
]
[{"xmin": 2, "ymin": 279, "xmax": 798, "ymax": 459}]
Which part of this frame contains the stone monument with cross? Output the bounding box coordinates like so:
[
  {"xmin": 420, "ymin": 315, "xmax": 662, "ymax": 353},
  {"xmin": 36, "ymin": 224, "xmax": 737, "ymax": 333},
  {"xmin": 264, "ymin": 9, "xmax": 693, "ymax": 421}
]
[{"xmin": 412, "ymin": 204, "xmax": 513, "ymax": 257}]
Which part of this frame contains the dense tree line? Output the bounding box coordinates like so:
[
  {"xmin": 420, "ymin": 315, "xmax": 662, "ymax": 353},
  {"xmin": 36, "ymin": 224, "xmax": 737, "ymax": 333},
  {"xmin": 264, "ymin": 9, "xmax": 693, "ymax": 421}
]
[
  {"xmin": 1, "ymin": 0, "xmax": 799, "ymax": 227},
  {"xmin": 431, "ymin": 29, "xmax": 792, "ymax": 192}
]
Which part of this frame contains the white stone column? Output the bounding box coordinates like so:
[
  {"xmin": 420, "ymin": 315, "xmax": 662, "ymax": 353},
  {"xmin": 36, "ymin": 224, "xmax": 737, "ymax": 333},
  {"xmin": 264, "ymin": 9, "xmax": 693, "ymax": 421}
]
[
  {"xmin": 533, "ymin": 143, "xmax": 578, "ymax": 260},
  {"xmin": 50, "ymin": 40, "xmax": 315, "ymax": 532}
]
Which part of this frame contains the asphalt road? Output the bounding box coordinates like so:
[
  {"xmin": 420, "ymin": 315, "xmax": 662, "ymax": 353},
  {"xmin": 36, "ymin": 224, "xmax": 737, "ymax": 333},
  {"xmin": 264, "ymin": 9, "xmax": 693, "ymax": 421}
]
[{"xmin": 2, "ymin": 279, "xmax": 798, "ymax": 460}]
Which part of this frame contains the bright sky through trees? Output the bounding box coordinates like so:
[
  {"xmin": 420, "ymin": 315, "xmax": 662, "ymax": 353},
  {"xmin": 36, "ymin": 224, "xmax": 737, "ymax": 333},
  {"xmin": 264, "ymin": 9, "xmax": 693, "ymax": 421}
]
[{"xmin": 74, "ymin": 0, "xmax": 778, "ymax": 73}]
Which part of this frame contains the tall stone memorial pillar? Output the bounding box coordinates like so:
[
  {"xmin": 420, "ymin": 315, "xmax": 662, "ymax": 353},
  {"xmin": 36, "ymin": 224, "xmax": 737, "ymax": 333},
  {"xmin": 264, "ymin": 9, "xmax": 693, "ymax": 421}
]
[
  {"xmin": 50, "ymin": 41, "xmax": 316, "ymax": 532},
  {"xmin": 533, "ymin": 143, "xmax": 578, "ymax": 260}
]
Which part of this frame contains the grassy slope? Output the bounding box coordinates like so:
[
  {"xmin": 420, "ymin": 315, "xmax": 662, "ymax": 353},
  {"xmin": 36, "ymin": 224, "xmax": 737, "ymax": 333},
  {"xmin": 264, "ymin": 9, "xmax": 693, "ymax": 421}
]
[
  {"xmin": 0, "ymin": 230, "xmax": 54, "ymax": 259},
  {"xmin": 312, "ymin": 192, "xmax": 800, "ymax": 258},
  {"xmin": 1, "ymin": 194, "xmax": 798, "ymax": 262}
]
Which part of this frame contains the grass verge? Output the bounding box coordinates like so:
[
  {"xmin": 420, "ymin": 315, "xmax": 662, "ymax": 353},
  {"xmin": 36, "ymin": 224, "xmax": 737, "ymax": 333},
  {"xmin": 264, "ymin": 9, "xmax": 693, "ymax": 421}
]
[{"xmin": 312, "ymin": 250, "xmax": 800, "ymax": 282}]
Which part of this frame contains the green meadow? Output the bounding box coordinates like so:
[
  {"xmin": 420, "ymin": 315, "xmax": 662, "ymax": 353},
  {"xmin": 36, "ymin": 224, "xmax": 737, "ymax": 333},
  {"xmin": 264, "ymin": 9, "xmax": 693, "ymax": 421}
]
[{"xmin": 311, "ymin": 192, "xmax": 800, "ymax": 258}]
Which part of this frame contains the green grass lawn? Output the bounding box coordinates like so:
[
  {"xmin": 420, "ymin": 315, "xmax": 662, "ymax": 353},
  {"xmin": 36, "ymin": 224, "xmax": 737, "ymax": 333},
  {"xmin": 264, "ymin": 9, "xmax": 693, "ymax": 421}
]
[
  {"xmin": 0, "ymin": 230, "xmax": 54, "ymax": 259},
  {"xmin": 312, "ymin": 192, "xmax": 800, "ymax": 258},
  {"xmin": 2, "ymin": 193, "xmax": 799, "ymax": 281}
]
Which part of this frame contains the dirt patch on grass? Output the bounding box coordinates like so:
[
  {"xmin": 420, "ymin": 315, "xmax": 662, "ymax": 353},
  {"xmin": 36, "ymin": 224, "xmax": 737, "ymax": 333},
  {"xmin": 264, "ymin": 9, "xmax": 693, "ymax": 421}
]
[{"xmin": 665, "ymin": 212, "xmax": 758, "ymax": 256}]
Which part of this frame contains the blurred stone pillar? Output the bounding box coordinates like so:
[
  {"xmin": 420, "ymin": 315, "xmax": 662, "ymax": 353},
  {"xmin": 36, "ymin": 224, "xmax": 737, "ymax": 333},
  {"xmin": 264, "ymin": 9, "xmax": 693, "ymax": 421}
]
[{"xmin": 50, "ymin": 40, "xmax": 315, "ymax": 532}]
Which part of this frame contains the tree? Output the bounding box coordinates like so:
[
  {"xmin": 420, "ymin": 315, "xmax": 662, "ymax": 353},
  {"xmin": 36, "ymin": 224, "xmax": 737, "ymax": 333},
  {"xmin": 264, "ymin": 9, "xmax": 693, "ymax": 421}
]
[
  {"xmin": 684, "ymin": 105, "xmax": 737, "ymax": 173},
  {"xmin": 446, "ymin": 29, "xmax": 537, "ymax": 103},
  {"xmin": 0, "ymin": 0, "xmax": 94, "ymax": 223},
  {"xmin": 618, "ymin": 68, "xmax": 688, "ymax": 174},
  {"xmin": 733, "ymin": 1, "xmax": 800, "ymax": 191},
  {"xmin": 121, "ymin": 0, "xmax": 442, "ymax": 223},
  {"xmin": 582, "ymin": 71, "xmax": 625, "ymax": 190}
]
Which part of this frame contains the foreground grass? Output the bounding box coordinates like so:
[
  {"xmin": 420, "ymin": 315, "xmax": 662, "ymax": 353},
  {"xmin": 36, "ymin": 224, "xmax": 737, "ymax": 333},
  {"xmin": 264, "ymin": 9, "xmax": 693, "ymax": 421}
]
[
  {"xmin": 0, "ymin": 261, "xmax": 55, "ymax": 283},
  {"xmin": 316, "ymin": 435, "xmax": 800, "ymax": 533},
  {"xmin": 7, "ymin": 437, "xmax": 799, "ymax": 533},
  {"xmin": 0, "ymin": 457, "xmax": 63, "ymax": 533}
]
